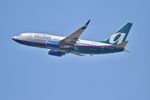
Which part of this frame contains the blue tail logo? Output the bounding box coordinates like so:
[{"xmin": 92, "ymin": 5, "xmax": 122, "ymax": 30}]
[
  {"xmin": 106, "ymin": 23, "xmax": 133, "ymax": 44},
  {"xmin": 109, "ymin": 32, "xmax": 126, "ymax": 44}
]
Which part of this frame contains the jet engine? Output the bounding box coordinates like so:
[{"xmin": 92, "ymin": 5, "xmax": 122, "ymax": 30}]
[{"xmin": 48, "ymin": 50, "xmax": 65, "ymax": 57}]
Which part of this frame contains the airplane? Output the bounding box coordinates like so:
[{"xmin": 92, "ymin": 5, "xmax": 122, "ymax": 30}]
[{"xmin": 12, "ymin": 20, "xmax": 133, "ymax": 57}]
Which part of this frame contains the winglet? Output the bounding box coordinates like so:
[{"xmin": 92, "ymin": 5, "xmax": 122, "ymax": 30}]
[{"xmin": 83, "ymin": 20, "xmax": 91, "ymax": 29}]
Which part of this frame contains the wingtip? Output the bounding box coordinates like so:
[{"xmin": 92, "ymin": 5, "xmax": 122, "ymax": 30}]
[
  {"xmin": 84, "ymin": 20, "xmax": 91, "ymax": 28},
  {"xmin": 127, "ymin": 22, "xmax": 133, "ymax": 25},
  {"xmin": 87, "ymin": 20, "xmax": 91, "ymax": 25}
]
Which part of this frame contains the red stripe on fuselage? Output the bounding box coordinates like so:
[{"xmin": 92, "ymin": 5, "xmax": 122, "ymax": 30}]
[{"xmin": 76, "ymin": 45, "xmax": 113, "ymax": 48}]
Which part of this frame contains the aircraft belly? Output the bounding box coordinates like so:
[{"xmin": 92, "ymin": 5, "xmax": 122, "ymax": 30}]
[
  {"xmin": 73, "ymin": 46, "xmax": 122, "ymax": 54},
  {"xmin": 74, "ymin": 48, "xmax": 121, "ymax": 54}
]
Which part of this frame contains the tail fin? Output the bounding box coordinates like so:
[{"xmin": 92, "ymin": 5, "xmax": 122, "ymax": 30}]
[{"xmin": 105, "ymin": 23, "xmax": 133, "ymax": 45}]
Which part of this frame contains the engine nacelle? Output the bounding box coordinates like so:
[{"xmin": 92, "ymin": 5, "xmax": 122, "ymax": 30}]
[
  {"xmin": 48, "ymin": 50, "xmax": 65, "ymax": 57},
  {"xmin": 46, "ymin": 41, "xmax": 59, "ymax": 48}
]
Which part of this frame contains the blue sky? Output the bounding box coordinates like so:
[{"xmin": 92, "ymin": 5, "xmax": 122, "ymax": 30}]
[{"xmin": 0, "ymin": 0, "xmax": 149, "ymax": 100}]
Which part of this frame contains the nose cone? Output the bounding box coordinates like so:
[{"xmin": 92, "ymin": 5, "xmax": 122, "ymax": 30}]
[{"xmin": 12, "ymin": 36, "xmax": 17, "ymax": 41}]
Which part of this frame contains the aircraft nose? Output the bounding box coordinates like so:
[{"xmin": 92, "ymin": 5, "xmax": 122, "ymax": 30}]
[{"xmin": 12, "ymin": 36, "xmax": 17, "ymax": 41}]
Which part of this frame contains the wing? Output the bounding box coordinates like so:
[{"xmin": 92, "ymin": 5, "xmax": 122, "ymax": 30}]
[
  {"xmin": 71, "ymin": 52, "xmax": 86, "ymax": 56},
  {"xmin": 59, "ymin": 20, "xmax": 90, "ymax": 48}
]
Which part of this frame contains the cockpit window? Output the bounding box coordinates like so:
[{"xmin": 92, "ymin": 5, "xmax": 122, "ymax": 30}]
[
  {"xmin": 20, "ymin": 33, "xmax": 27, "ymax": 36},
  {"xmin": 20, "ymin": 33, "xmax": 33, "ymax": 36}
]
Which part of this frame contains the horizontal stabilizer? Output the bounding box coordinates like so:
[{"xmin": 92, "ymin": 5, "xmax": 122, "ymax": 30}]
[{"xmin": 114, "ymin": 41, "xmax": 128, "ymax": 49}]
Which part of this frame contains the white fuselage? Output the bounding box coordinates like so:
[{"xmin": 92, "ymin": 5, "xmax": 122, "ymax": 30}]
[{"xmin": 12, "ymin": 32, "xmax": 111, "ymax": 47}]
